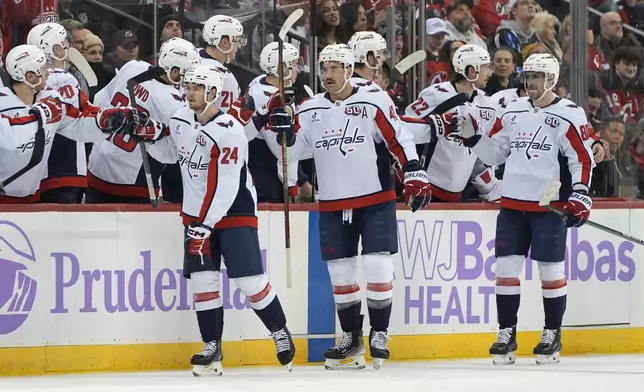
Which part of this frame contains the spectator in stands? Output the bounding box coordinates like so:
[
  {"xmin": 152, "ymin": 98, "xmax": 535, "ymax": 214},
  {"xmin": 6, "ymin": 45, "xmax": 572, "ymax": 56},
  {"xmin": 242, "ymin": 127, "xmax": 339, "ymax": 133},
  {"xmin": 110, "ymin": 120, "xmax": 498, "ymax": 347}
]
[
  {"xmin": 444, "ymin": 0, "xmax": 487, "ymax": 49},
  {"xmin": 494, "ymin": 0, "xmax": 539, "ymax": 68},
  {"xmin": 372, "ymin": 0, "xmax": 389, "ymax": 27},
  {"xmin": 375, "ymin": 61, "xmax": 390, "ymax": 90},
  {"xmin": 376, "ymin": 20, "xmax": 404, "ymax": 62},
  {"xmin": 148, "ymin": 14, "xmax": 183, "ymax": 64},
  {"xmin": 251, "ymin": 2, "xmax": 308, "ymax": 69},
  {"xmin": 0, "ymin": 26, "xmax": 8, "ymax": 87},
  {"xmin": 103, "ymin": 30, "xmax": 140, "ymax": 83},
  {"xmin": 445, "ymin": 39, "xmax": 466, "ymax": 62},
  {"xmin": 84, "ymin": 33, "xmax": 104, "ymax": 63},
  {"xmin": 485, "ymin": 46, "xmax": 518, "ymax": 95},
  {"xmin": 531, "ymin": 12, "xmax": 562, "ymax": 61},
  {"xmin": 619, "ymin": 0, "xmax": 644, "ymax": 36},
  {"xmin": 425, "ymin": 18, "xmax": 451, "ymax": 85},
  {"xmin": 317, "ymin": 0, "xmax": 343, "ymax": 49},
  {"xmin": 600, "ymin": 46, "xmax": 644, "ymax": 123},
  {"xmin": 521, "ymin": 42, "xmax": 549, "ymax": 60},
  {"xmin": 472, "ymin": 0, "xmax": 512, "ymax": 39},
  {"xmin": 60, "ymin": 19, "xmax": 88, "ymax": 54},
  {"xmin": 340, "ymin": 0, "xmax": 368, "ymax": 42},
  {"xmin": 588, "ymin": 84, "xmax": 605, "ymax": 130},
  {"xmin": 596, "ymin": 11, "xmax": 644, "ymax": 63},
  {"xmin": 593, "ymin": 117, "xmax": 626, "ymax": 197}
]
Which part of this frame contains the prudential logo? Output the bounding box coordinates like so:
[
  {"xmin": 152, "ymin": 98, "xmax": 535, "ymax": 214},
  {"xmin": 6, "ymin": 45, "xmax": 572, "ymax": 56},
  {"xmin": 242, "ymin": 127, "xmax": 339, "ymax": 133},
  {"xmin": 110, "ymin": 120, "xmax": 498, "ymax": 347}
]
[{"xmin": 0, "ymin": 220, "xmax": 37, "ymax": 335}]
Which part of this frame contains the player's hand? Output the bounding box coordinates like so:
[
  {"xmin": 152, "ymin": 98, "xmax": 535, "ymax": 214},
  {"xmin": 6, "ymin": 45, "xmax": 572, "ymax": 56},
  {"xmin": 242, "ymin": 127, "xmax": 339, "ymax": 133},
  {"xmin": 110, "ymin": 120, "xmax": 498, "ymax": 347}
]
[
  {"xmin": 265, "ymin": 88, "xmax": 296, "ymax": 114},
  {"xmin": 269, "ymin": 107, "xmax": 295, "ymax": 147},
  {"xmin": 592, "ymin": 141, "xmax": 605, "ymax": 163},
  {"xmin": 227, "ymin": 92, "xmax": 255, "ymax": 126},
  {"xmin": 186, "ymin": 223, "xmax": 212, "ymax": 257},
  {"xmin": 562, "ymin": 185, "xmax": 592, "ymax": 228},
  {"xmin": 30, "ymin": 97, "xmax": 63, "ymax": 125},
  {"xmin": 97, "ymin": 107, "xmax": 132, "ymax": 133},
  {"xmin": 453, "ymin": 108, "xmax": 480, "ymax": 139},
  {"xmin": 427, "ymin": 112, "xmax": 455, "ymax": 139},
  {"xmin": 127, "ymin": 118, "xmax": 166, "ymax": 143},
  {"xmin": 402, "ymin": 160, "xmax": 431, "ymax": 212}
]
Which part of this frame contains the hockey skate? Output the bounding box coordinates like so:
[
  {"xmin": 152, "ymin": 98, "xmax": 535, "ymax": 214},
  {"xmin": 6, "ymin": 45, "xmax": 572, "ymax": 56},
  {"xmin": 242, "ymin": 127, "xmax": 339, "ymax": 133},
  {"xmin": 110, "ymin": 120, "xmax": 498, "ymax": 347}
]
[
  {"xmin": 534, "ymin": 328, "xmax": 562, "ymax": 365},
  {"xmin": 324, "ymin": 329, "xmax": 366, "ymax": 370},
  {"xmin": 489, "ymin": 326, "xmax": 518, "ymax": 365},
  {"xmin": 191, "ymin": 340, "xmax": 223, "ymax": 377},
  {"xmin": 369, "ymin": 330, "xmax": 390, "ymax": 370},
  {"xmin": 271, "ymin": 327, "xmax": 296, "ymax": 371}
]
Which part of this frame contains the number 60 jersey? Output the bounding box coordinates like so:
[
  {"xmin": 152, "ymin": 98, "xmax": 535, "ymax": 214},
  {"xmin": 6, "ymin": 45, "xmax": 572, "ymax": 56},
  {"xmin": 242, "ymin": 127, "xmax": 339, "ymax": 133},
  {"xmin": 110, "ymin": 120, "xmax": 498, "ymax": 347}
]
[
  {"xmin": 167, "ymin": 107, "xmax": 257, "ymax": 229},
  {"xmin": 89, "ymin": 60, "xmax": 185, "ymax": 199}
]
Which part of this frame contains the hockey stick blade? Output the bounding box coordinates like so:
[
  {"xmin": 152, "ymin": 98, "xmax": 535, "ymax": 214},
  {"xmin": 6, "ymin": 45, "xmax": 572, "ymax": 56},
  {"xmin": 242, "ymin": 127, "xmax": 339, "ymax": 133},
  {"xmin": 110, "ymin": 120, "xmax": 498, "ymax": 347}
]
[
  {"xmin": 539, "ymin": 180, "xmax": 644, "ymax": 246},
  {"xmin": 67, "ymin": 47, "xmax": 98, "ymax": 87},
  {"xmin": 303, "ymin": 85, "xmax": 314, "ymax": 98},
  {"xmin": 279, "ymin": 8, "xmax": 304, "ymax": 41},
  {"xmin": 388, "ymin": 50, "xmax": 426, "ymax": 85}
]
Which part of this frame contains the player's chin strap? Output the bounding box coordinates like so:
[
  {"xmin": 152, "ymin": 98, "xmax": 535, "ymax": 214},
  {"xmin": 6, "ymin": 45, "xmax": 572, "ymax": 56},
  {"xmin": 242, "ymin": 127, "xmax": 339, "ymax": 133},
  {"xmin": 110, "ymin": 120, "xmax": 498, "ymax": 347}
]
[
  {"xmin": 198, "ymin": 93, "xmax": 217, "ymax": 116},
  {"xmin": 52, "ymin": 47, "xmax": 69, "ymax": 63},
  {"xmin": 527, "ymin": 76, "xmax": 555, "ymax": 103}
]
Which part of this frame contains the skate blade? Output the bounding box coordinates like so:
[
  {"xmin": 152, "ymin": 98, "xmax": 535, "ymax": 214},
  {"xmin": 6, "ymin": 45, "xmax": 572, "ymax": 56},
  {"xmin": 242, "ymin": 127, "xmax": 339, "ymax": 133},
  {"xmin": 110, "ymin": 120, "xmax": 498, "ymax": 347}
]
[
  {"xmin": 284, "ymin": 361, "xmax": 293, "ymax": 372},
  {"xmin": 373, "ymin": 358, "xmax": 386, "ymax": 370},
  {"xmin": 192, "ymin": 361, "xmax": 223, "ymax": 377},
  {"xmin": 324, "ymin": 355, "xmax": 367, "ymax": 370},
  {"xmin": 492, "ymin": 352, "xmax": 516, "ymax": 365},
  {"xmin": 535, "ymin": 352, "xmax": 560, "ymax": 365}
]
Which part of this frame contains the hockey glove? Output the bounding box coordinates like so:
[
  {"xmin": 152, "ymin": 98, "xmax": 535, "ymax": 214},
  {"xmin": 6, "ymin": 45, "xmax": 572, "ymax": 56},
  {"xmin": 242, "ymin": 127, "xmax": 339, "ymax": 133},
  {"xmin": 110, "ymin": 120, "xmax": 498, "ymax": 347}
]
[
  {"xmin": 186, "ymin": 223, "xmax": 212, "ymax": 258},
  {"xmin": 30, "ymin": 97, "xmax": 63, "ymax": 125},
  {"xmin": 227, "ymin": 92, "xmax": 255, "ymax": 126},
  {"xmin": 96, "ymin": 107, "xmax": 133, "ymax": 133},
  {"xmin": 562, "ymin": 185, "xmax": 592, "ymax": 228},
  {"xmin": 128, "ymin": 118, "xmax": 167, "ymax": 143},
  {"xmin": 452, "ymin": 108, "xmax": 482, "ymax": 147},
  {"xmin": 265, "ymin": 88, "xmax": 297, "ymax": 114},
  {"xmin": 270, "ymin": 107, "xmax": 295, "ymax": 147},
  {"xmin": 402, "ymin": 160, "xmax": 432, "ymax": 212},
  {"xmin": 427, "ymin": 112, "xmax": 455, "ymax": 139}
]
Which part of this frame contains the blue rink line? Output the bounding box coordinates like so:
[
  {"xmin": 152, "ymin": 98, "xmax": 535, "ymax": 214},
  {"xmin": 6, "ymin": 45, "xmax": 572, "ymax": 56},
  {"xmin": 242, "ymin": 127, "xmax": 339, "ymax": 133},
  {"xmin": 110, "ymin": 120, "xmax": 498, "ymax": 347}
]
[{"xmin": 306, "ymin": 211, "xmax": 335, "ymax": 362}]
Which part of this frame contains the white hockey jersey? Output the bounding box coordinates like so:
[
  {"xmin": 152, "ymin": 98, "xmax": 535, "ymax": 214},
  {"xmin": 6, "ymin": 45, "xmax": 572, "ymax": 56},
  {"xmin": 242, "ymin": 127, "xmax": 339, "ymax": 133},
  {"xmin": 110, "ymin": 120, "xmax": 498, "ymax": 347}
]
[
  {"xmin": 350, "ymin": 74, "xmax": 381, "ymax": 90},
  {"xmin": 89, "ymin": 60, "xmax": 186, "ymax": 198},
  {"xmin": 247, "ymin": 75, "xmax": 298, "ymax": 190},
  {"xmin": 491, "ymin": 87, "xmax": 522, "ymax": 113},
  {"xmin": 198, "ymin": 50, "xmax": 241, "ymax": 112},
  {"xmin": 168, "ymin": 107, "xmax": 258, "ymax": 229},
  {"xmin": 0, "ymin": 87, "xmax": 103, "ymax": 201},
  {"xmin": 290, "ymin": 86, "xmax": 418, "ymax": 211},
  {"xmin": 405, "ymin": 81, "xmax": 497, "ymax": 201},
  {"xmin": 469, "ymin": 96, "xmax": 594, "ymax": 211},
  {"xmin": 41, "ymin": 68, "xmax": 92, "ymax": 192}
]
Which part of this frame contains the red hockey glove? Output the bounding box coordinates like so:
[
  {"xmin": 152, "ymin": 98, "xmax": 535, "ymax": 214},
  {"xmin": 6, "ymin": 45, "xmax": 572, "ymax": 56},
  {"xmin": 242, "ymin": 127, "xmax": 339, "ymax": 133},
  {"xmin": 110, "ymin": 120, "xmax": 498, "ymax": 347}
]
[
  {"xmin": 128, "ymin": 118, "xmax": 166, "ymax": 142},
  {"xmin": 227, "ymin": 92, "xmax": 255, "ymax": 126},
  {"xmin": 402, "ymin": 161, "xmax": 431, "ymax": 212},
  {"xmin": 186, "ymin": 223, "xmax": 212, "ymax": 257},
  {"xmin": 31, "ymin": 97, "xmax": 63, "ymax": 125},
  {"xmin": 96, "ymin": 107, "xmax": 144, "ymax": 133},
  {"xmin": 562, "ymin": 185, "xmax": 592, "ymax": 228},
  {"xmin": 265, "ymin": 87, "xmax": 296, "ymax": 114},
  {"xmin": 427, "ymin": 112, "xmax": 455, "ymax": 139}
]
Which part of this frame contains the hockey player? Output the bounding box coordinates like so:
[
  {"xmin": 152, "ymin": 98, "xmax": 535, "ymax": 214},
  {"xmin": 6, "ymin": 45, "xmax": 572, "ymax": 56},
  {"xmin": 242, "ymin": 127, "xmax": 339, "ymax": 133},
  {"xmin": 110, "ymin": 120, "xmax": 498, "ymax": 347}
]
[
  {"xmin": 450, "ymin": 53, "xmax": 594, "ymax": 365},
  {"xmin": 87, "ymin": 37, "xmax": 199, "ymax": 203},
  {"xmin": 198, "ymin": 15, "xmax": 245, "ymax": 111},
  {"xmin": 124, "ymin": 64, "xmax": 296, "ymax": 376},
  {"xmin": 0, "ymin": 45, "xmax": 135, "ymax": 203},
  {"xmin": 405, "ymin": 44, "xmax": 501, "ymax": 203},
  {"xmin": 347, "ymin": 31, "xmax": 388, "ymax": 89},
  {"xmin": 246, "ymin": 41, "xmax": 302, "ymax": 200},
  {"xmin": 27, "ymin": 22, "xmax": 97, "ymax": 203},
  {"xmin": 269, "ymin": 44, "xmax": 431, "ymax": 370}
]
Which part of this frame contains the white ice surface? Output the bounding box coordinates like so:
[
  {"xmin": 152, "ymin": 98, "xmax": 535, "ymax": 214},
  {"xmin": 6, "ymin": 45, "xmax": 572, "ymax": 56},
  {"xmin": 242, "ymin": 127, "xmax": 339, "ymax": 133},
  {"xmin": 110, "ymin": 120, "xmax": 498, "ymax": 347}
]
[{"xmin": 2, "ymin": 354, "xmax": 644, "ymax": 392}]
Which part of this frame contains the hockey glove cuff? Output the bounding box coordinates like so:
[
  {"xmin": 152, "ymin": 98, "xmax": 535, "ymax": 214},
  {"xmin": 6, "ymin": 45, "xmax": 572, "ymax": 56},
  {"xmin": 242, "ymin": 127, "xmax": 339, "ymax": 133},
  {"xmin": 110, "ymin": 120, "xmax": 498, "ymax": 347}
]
[
  {"xmin": 31, "ymin": 97, "xmax": 63, "ymax": 125},
  {"xmin": 453, "ymin": 111, "xmax": 481, "ymax": 147},
  {"xmin": 130, "ymin": 119, "xmax": 167, "ymax": 143},
  {"xmin": 427, "ymin": 112, "xmax": 454, "ymax": 139},
  {"xmin": 403, "ymin": 160, "xmax": 432, "ymax": 212},
  {"xmin": 562, "ymin": 184, "xmax": 592, "ymax": 228},
  {"xmin": 227, "ymin": 93, "xmax": 255, "ymax": 126}
]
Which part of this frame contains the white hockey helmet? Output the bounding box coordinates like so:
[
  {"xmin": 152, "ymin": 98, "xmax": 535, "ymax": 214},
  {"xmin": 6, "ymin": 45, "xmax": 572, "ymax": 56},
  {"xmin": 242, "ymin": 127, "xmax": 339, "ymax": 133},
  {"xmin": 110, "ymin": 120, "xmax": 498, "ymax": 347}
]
[
  {"xmin": 183, "ymin": 64, "xmax": 225, "ymax": 115},
  {"xmin": 6, "ymin": 45, "xmax": 48, "ymax": 88},
  {"xmin": 259, "ymin": 42, "xmax": 300, "ymax": 85},
  {"xmin": 452, "ymin": 44, "xmax": 491, "ymax": 81},
  {"xmin": 26, "ymin": 23, "xmax": 70, "ymax": 62},
  {"xmin": 318, "ymin": 44, "xmax": 354, "ymax": 92},
  {"xmin": 158, "ymin": 37, "xmax": 200, "ymax": 84},
  {"xmin": 202, "ymin": 15, "xmax": 247, "ymax": 54},
  {"xmin": 523, "ymin": 53, "xmax": 560, "ymax": 92},
  {"xmin": 348, "ymin": 31, "xmax": 389, "ymax": 70}
]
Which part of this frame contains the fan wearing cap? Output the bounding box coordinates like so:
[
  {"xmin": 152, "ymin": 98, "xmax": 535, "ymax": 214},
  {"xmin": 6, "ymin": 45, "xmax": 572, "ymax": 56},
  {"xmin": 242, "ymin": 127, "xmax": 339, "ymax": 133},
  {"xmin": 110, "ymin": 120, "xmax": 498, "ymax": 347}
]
[
  {"xmin": 494, "ymin": 0, "xmax": 540, "ymax": 71},
  {"xmin": 425, "ymin": 18, "xmax": 452, "ymax": 86},
  {"xmin": 102, "ymin": 29, "xmax": 140, "ymax": 83},
  {"xmin": 405, "ymin": 44, "xmax": 500, "ymax": 203},
  {"xmin": 347, "ymin": 31, "xmax": 388, "ymax": 89},
  {"xmin": 444, "ymin": 0, "xmax": 488, "ymax": 50}
]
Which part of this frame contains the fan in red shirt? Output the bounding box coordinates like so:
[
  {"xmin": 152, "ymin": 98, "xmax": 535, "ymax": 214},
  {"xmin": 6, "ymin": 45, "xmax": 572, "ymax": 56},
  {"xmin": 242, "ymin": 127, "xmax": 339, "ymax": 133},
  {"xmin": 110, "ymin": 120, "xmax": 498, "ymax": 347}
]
[
  {"xmin": 2, "ymin": 0, "xmax": 58, "ymax": 52},
  {"xmin": 472, "ymin": 0, "xmax": 512, "ymax": 39},
  {"xmin": 424, "ymin": 17, "xmax": 452, "ymax": 86}
]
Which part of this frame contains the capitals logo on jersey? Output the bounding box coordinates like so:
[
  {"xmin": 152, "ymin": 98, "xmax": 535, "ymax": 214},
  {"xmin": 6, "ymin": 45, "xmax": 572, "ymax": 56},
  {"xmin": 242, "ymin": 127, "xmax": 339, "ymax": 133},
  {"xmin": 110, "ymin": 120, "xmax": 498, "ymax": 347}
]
[
  {"xmin": 509, "ymin": 126, "xmax": 553, "ymax": 160},
  {"xmin": 315, "ymin": 119, "xmax": 366, "ymax": 156}
]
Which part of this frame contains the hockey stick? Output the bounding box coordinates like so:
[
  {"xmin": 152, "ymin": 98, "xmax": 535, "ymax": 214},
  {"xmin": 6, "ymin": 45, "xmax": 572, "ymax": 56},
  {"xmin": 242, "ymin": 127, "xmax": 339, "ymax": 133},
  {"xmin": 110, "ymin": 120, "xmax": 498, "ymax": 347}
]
[
  {"xmin": 303, "ymin": 85, "xmax": 314, "ymax": 98},
  {"xmin": 419, "ymin": 92, "xmax": 469, "ymax": 168},
  {"xmin": 67, "ymin": 48, "xmax": 98, "ymax": 87},
  {"xmin": 539, "ymin": 180, "xmax": 644, "ymax": 246},
  {"xmin": 126, "ymin": 67, "xmax": 165, "ymax": 208},
  {"xmin": 387, "ymin": 50, "xmax": 426, "ymax": 90},
  {"xmin": 278, "ymin": 8, "xmax": 303, "ymax": 290},
  {"xmin": 0, "ymin": 116, "xmax": 46, "ymax": 196}
]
